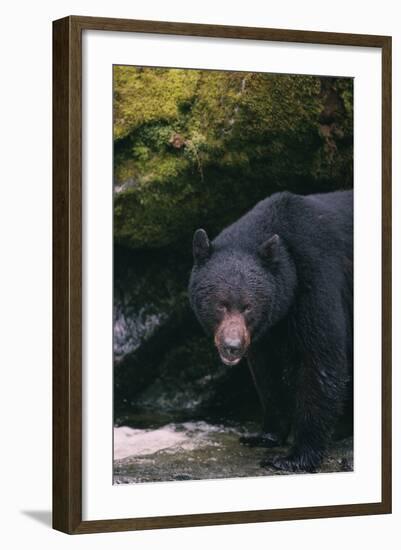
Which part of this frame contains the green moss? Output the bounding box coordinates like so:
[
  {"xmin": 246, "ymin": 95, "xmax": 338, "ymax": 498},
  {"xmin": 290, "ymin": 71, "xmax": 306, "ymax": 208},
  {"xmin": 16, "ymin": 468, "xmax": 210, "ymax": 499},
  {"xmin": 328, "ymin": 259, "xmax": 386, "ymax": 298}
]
[{"xmin": 113, "ymin": 67, "xmax": 353, "ymax": 249}]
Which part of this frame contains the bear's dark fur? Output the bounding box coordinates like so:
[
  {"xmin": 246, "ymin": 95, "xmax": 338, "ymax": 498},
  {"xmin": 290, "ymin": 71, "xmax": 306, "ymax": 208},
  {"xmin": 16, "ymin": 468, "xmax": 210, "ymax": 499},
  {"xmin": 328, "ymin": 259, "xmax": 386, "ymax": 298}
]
[{"xmin": 189, "ymin": 190, "xmax": 353, "ymax": 472}]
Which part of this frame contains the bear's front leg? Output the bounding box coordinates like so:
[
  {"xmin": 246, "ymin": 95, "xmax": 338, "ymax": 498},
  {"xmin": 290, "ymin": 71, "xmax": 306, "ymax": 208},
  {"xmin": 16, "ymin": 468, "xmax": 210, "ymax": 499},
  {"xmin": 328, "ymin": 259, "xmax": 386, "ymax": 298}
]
[
  {"xmin": 261, "ymin": 348, "xmax": 348, "ymax": 472},
  {"xmin": 261, "ymin": 295, "xmax": 350, "ymax": 473},
  {"xmin": 260, "ymin": 390, "xmax": 328, "ymax": 473},
  {"xmin": 240, "ymin": 348, "xmax": 291, "ymax": 448}
]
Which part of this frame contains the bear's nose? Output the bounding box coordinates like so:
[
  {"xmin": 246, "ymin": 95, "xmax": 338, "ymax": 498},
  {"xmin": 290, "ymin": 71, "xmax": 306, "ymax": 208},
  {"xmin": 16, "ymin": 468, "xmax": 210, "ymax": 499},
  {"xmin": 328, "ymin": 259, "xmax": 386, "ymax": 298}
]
[{"xmin": 222, "ymin": 338, "xmax": 242, "ymax": 356}]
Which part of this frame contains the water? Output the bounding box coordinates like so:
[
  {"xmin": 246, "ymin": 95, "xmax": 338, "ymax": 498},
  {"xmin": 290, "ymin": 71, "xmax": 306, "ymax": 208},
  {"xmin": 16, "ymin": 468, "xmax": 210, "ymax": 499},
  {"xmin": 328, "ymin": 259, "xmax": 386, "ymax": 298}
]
[{"xmin": 113, "ymin": 415, "xmax": 353, "ymax": 484}]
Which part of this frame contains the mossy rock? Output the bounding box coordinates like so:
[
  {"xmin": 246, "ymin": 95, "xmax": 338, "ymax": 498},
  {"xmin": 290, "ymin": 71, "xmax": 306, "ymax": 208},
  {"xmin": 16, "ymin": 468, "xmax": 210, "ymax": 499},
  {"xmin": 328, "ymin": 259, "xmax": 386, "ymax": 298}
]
[{"xmin": 113, "ymin": 68, "xmax": 353, "ymax": 249}]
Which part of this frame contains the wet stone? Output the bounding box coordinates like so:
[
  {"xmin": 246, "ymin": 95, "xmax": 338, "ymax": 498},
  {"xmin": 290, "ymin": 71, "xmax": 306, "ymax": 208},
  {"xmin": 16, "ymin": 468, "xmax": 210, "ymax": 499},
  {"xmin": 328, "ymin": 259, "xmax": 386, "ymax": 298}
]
[{"xmin": 113, "ymin": 417, "xmax": 353, "ymax": 483}]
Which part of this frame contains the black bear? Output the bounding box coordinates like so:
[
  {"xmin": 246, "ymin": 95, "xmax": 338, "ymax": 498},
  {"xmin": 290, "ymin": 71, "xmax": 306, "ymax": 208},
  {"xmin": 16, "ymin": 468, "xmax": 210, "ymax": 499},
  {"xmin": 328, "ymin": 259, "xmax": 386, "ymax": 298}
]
[{"xmin": 188, "ymin": 190, "xmax": 353, "ymax": 472}]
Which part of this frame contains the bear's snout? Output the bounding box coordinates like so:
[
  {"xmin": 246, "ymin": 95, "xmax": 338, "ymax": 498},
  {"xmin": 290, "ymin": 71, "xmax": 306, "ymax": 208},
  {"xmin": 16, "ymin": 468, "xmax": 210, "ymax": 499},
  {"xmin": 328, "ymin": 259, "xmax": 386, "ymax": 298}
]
[{"xmin": 214, "ymin": 313, "xmax": 250, "ymax": 366}]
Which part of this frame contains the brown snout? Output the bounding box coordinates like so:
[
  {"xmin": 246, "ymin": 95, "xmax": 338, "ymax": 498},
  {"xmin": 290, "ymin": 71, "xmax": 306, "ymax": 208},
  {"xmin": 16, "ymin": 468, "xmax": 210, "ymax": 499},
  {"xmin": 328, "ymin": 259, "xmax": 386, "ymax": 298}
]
[{"xmin": 214, "ymin": 312, "xmax": 250, "ymax": 366}]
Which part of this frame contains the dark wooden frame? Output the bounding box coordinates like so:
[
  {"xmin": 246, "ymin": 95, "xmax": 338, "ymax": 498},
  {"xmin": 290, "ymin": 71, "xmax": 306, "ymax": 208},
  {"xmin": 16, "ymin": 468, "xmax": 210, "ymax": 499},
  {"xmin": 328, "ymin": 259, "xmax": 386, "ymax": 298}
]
[{"xmin": 53, "ymin": 15, "xmax": 392, "ymax": 534}]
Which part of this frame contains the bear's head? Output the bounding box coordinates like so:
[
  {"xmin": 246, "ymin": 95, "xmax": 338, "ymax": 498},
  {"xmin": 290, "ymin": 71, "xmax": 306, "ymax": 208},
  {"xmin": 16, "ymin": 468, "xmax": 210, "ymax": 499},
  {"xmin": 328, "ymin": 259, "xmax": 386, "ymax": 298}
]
[{"xmin": 188, "ymin": 228, "xmax": 297, "ymax": 366}]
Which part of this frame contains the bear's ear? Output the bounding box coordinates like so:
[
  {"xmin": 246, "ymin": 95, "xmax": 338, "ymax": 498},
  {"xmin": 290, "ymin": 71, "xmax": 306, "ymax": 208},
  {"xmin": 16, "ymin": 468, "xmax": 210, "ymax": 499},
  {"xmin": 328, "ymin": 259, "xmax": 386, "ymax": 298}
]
[
  {"xmin": 258, "ymin": 234, "xmax": 280, "ymax": 263},
  {"xmin": 193, "ymin": 228, "xmax": 212, "ymax": 265}
]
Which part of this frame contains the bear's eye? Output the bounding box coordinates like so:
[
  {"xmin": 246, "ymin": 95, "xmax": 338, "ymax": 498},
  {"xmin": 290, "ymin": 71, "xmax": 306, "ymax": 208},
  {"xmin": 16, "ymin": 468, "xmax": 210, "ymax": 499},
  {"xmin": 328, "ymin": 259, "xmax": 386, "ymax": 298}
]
[
  {"xmin": 217, "ymin": 303, "xmax": 227, "ymax": 312},
  {"xmin": 243, "ymin": 305, "xmax": 252, "ymax": 313}
]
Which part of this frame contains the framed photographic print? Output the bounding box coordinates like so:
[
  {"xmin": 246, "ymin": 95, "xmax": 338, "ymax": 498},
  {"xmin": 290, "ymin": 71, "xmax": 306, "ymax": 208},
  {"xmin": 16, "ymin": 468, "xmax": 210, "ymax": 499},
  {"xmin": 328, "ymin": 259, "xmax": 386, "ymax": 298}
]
[{"xmin": 53, "ymin": 16, "xmax": 392, "ymax": 534}]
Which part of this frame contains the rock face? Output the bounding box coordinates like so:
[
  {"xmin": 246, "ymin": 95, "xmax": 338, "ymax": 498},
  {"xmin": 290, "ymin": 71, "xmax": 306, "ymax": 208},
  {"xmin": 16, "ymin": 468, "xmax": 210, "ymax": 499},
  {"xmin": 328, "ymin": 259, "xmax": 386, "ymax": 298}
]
[{"xmin": 113, "ymin": 67, "xmax": 354, "ymax": 476}]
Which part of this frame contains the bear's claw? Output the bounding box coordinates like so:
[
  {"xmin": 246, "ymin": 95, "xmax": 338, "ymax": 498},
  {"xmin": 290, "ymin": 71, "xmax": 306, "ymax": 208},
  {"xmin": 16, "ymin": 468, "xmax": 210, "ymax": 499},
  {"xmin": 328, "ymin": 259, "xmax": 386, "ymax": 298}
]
[{"xmin": 260, "ymin": 453, "xmax": 320, "ymax": 473}]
